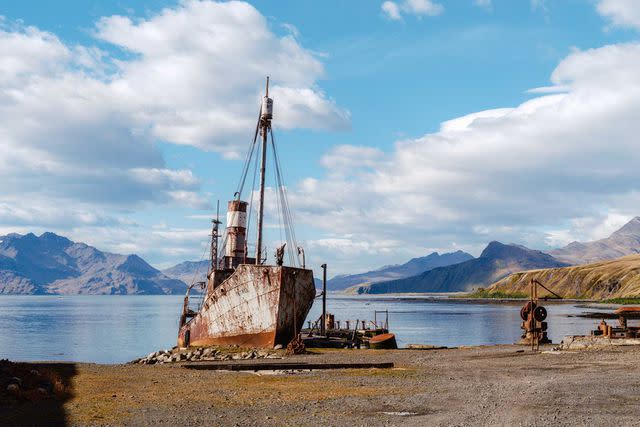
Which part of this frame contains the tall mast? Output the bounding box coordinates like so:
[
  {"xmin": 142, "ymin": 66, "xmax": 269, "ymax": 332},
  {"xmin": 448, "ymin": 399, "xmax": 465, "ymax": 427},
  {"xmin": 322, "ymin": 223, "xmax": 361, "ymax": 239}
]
[
  {"xmin": 210, "ymin": 200, "xmax": 221, "ymax": 273},
  {"xmin": 256, "ymin": 77, "xmax": 272, "ymax": 264}
]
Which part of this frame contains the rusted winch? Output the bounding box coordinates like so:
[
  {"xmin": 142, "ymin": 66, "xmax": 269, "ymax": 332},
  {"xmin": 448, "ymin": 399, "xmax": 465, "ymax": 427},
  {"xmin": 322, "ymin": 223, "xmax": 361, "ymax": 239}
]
[
  {"xmin": 519, "ymin": 300, "xmax": 550, "ymax": 349},
  {"xmin": 519, "ymin": 279, "xmax": 561, "ymax": 350}
]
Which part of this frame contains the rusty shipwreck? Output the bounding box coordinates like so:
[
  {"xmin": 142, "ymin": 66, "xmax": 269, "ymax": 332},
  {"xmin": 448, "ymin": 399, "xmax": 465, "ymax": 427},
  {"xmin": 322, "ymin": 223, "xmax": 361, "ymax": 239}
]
[{"xmin": 178, "ymin": 78, "xmax": 316, "ymax": 348}]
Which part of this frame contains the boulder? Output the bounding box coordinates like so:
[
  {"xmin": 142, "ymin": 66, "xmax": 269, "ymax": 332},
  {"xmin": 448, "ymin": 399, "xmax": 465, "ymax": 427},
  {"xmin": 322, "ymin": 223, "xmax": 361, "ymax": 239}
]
[{"xmin": 6, "ymin": 383, "xmax": 20, "ymax": 394}]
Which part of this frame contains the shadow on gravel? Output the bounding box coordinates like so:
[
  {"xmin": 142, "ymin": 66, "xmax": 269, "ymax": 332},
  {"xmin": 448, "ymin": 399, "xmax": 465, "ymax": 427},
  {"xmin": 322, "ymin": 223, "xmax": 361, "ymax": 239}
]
[{"xmin": 1, "ymin": 360, "xmax": 77, "ymax": 426}]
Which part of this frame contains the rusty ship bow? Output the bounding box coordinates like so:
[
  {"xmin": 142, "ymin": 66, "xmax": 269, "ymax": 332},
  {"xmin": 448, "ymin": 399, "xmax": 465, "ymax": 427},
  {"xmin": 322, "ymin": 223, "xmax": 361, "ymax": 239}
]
[{"xmin": 178, "ymin": 78, "xmax": 316, "ymax": 348}]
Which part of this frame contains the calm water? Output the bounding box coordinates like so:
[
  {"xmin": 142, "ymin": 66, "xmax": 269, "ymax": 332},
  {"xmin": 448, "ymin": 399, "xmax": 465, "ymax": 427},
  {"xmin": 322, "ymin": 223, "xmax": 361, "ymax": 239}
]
[{"xmin": 0, "ymin": 295, "xmax": 609, "ymax": 364}]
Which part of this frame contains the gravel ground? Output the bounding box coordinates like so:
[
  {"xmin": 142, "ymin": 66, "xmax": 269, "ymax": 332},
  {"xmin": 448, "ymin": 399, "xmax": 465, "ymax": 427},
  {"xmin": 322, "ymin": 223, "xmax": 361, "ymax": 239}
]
[{"xmin": 4, "ymin": 345, "xmax": 640, "ymax": 426}]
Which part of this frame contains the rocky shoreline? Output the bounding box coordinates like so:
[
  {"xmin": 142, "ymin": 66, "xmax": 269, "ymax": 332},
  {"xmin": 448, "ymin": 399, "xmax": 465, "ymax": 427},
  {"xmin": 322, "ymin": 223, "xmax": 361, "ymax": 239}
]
[
  {"xmin": 557, "ymin": 335, "xmax": 640, "ymax": 350},
  {"xmin": 131, "ymin": 345, "xmax": 283, "ymax": 365}
]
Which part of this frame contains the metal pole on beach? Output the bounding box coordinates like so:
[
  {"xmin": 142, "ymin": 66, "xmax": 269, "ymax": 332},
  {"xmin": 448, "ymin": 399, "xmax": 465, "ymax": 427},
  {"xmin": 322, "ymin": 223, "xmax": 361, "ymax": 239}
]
[{"xmin": 321, "ymin": 263, "xmax": 327, "ymax": 337}]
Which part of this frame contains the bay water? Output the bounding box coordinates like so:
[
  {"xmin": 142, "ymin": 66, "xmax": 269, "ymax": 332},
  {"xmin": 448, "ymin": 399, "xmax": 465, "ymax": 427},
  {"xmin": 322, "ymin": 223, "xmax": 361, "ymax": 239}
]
[{"xmin": 0, "ymin": 295, "xmax": 608, "ymax": 364}]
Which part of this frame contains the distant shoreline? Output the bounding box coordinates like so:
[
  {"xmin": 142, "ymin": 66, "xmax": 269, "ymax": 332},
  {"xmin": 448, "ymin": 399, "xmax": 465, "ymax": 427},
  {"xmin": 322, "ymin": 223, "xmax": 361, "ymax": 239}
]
[
  {"xmin": 0, "ymin": 292, "xmax": 609, "ymax": 305},
  {"xmin": 329, "ymin": 292, "xmax": 603, "ymax": 305}
]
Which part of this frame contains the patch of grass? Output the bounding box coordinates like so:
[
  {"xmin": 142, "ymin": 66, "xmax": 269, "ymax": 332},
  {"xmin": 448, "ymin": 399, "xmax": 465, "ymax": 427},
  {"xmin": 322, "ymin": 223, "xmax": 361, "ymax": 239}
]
[
  {"xmin": 454, "ymin": 289, "xmax": 529, "ymax": 299},
  {"xmin": 600, "ymin": 297, "xmax": 640, "ymax": 305}
]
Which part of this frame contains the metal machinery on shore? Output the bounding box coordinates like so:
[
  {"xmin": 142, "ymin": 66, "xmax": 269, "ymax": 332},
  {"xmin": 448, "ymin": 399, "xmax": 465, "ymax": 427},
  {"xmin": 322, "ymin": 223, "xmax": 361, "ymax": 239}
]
[
  {"xmin": 519, "ymin": 279, "xmax": 563, "ymax": 350},
  {"xmin": 177, "ymin": 78, "xmax": 315, "ymax": 350},
  {"xmin": 593, "ymin": 307, "xmax": 640, "ymax": 338},
  {"xmin": 302, "ymin": 264, "xmax": 397, "ymax": 349}
]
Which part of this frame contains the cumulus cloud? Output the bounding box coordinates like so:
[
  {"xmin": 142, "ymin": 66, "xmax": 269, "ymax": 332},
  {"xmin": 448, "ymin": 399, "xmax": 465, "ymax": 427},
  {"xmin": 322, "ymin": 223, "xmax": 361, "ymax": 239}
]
[
  {"xmin": 382, "ymin": 0, "xmax": 444, "ymax": 21},
  {"xmin": 93, "ymin": 1, "xmax": 349, "ymax": 154},
  {"xmin": 0, "ymin": 20, "xmax": 200, "ymax": 213},
  {"xmin": 319, "ymin": 145, "xmax": 384, "ymax": 174},
  {"xmin": 381, "ymin": 2, "xmax": 402, "ymax": 20},
  {"xmin": 597, "ymin": 0, "xmax": 640, "ymax": 30},
  {"xmin": 0, "ymin": 1, "xmax": 349, "ymax": 198},
  {"xmin": 544, "ymin": 212, "xmax": 634, "ymax": 247},
  {"xmin": 0, "ymin": 1, "xmax": 348, "ymax": 266},
  {"xmin": 289, "ymin": 42, "xmax": 640, "ymax": 273}
]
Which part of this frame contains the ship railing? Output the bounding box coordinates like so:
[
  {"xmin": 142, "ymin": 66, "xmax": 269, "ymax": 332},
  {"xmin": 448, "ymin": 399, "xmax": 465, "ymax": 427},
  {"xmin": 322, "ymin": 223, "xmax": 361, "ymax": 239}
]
[{"xmin": 305, "ymin": 315, "xmax": 390, "ymax": 334}]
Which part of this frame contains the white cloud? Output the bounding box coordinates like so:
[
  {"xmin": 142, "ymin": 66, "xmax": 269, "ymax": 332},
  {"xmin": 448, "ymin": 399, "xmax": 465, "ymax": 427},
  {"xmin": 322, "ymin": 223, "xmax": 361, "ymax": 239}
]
[
  {"xmin": 544, "ymin": 213, "xmax": 634, "ymax": 247},
  {"xmin": 382, "ymin": 0, "xmax": 444, "ymax": 21},
  {"xmin": 403, "ymin": 0, "xmax": 445, "ymax": 16},
  {"xmin": 525, "ymin": 85, "xmax": 570, "ymax": 94},
  {"xmin": 597, "ymin": 0, "xmax": 640, "ymax": 30},
  {"xmin": 93, "ymin": 1, "xmax": 349, "ymax": 154},
  {"xmin": 286, "ymin": 42, "xmax": 640, "ymax": 272},
  {"xmin": 473, "ymin": 0, "xmax": 492, "ymax": 11},
  {"xmin": 0, "ymin": 2, "xmax": 349, "ymax": 266},
  {"xmin": 319, "ymin": 145, "xmax": 384, "ymax": 173},
  {"xmin": 382, "ymin": 1, "xmax": 402, "ymax": 20}
]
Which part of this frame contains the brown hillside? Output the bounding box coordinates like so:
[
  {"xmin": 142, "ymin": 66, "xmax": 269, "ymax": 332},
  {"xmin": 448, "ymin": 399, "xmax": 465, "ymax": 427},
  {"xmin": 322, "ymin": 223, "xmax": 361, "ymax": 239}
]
[{"xmin": 487, "ymin": 254, "xmax": 640, "ymax": 299}]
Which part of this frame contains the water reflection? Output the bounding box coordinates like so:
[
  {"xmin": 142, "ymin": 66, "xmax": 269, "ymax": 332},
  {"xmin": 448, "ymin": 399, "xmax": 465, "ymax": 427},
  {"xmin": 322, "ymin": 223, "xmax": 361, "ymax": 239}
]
[
  {"xmin": 0, "ymin": 295, "xmax": 605, "ymax": 363},
  {"xmin": 307, "ymin": 296, "xmax": 604, "ymax": 348}
]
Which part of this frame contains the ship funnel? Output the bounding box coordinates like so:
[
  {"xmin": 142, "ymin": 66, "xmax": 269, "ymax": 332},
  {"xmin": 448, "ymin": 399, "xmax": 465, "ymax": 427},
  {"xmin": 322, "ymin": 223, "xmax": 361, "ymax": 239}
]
[{"xmin": 223, "ymin": 200, "xmax": 254, "ymax": 268}]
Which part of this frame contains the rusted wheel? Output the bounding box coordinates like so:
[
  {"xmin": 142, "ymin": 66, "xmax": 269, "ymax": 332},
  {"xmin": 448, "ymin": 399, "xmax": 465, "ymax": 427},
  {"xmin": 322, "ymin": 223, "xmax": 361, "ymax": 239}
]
[{"xmin": 533, "ymin": 306, "xmax": 547, "ymax": 322}]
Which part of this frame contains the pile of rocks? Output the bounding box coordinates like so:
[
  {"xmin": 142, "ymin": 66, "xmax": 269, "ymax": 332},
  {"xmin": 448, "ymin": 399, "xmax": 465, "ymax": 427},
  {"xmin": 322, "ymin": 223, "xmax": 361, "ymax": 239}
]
[
  {"xmin": 556, "ymin": 335, "xmax": 640, "ymax": 350},
  {"xmin": 132, "ymin": 345, "xmax": 282, "ymax": 365}
]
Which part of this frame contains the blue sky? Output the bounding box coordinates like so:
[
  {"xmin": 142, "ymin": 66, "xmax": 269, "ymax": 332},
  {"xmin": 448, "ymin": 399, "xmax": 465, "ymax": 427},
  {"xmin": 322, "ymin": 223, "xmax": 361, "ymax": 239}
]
[{"xmin": 2, "ymin": 0, "xmax": 640, "ymax": 275}]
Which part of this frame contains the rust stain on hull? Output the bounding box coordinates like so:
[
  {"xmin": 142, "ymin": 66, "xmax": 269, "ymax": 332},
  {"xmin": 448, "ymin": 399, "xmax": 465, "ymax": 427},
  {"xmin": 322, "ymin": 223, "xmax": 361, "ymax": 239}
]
[
  {"xmin": 188, "ymin": 331, "xmax": 276, "ymax": 348},
  {"xmin": 178, "ymin": 265, "xmax": 315, "ymax": 349}
]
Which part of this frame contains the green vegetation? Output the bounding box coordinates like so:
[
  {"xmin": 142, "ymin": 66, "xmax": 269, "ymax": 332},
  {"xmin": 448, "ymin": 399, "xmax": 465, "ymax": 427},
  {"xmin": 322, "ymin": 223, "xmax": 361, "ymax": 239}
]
[
  {"xmin": 455, "ymin": 288, "xmax": 529, "ymax": 299},
  {"xmin": 600, "ymin": 297, "xmax": 640, "ymax": 305}
]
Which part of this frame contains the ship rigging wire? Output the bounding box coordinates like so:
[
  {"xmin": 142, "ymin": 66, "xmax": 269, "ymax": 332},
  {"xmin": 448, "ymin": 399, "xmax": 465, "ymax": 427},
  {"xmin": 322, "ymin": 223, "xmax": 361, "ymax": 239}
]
[{"xmin": 218, "ymin": 101, "xmax": 301, "ymax": 268}]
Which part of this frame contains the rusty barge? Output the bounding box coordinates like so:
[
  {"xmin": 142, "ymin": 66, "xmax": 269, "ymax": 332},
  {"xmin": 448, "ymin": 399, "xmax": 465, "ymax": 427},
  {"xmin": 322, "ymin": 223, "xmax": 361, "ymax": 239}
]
[{"xmin": 178, "ymin": 78, "xmax": 316, "ymax": 349}]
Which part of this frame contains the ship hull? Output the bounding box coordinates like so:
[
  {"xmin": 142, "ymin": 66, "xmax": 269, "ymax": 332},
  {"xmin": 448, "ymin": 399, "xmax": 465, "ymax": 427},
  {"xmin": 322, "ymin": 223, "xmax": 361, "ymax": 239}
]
[{"xmin": 178, "ymin": 265, "xmax": 315, "ymax": 348}]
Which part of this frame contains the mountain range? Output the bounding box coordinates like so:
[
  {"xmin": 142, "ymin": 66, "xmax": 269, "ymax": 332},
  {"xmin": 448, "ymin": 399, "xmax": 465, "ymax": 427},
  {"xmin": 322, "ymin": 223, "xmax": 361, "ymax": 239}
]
[
  {"xmin": 2, "ymin": 216, "xmax": 640, "ymax": 296},
  {"xmin": 550, "ymin": 217, "xmax": 640, "ymax": 264},
  {"xmin": 349, "ymin": 217, "xmax": 640, "ymax": 294},
  {"xmin": 351, "ymin": 241, "xmax": 568, "ymax": 294},
  {"xmin": 162, "ymin": 260, "xmax": 209, "ymax": 286},
  {"xmin": 0, "ymin": 233, "xmax": 185, "ymax": 295},
  {"xmin": 325, "ymin": 250, "xmax": 473, "ymax": 291}
]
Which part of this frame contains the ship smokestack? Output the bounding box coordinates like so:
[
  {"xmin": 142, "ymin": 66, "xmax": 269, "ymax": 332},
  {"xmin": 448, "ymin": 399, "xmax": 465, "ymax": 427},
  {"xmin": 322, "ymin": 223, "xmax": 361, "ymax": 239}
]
[{"xmin": 224, "ymin": 200, "xmax": 251, "ymax": 269}]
